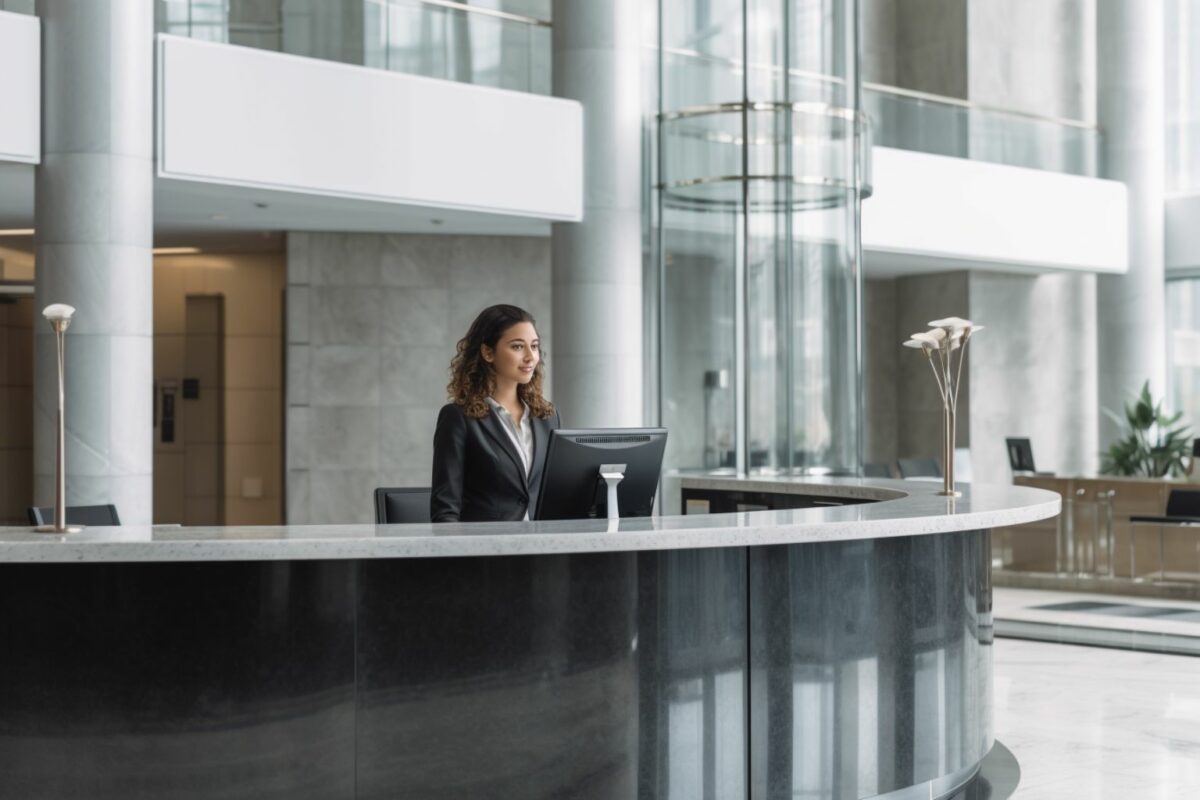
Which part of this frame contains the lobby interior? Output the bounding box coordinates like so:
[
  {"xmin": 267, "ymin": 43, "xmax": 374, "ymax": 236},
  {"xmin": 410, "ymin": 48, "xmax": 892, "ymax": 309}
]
[{"xmin": 2, "ymin": 0, "xmax": 1200, "ymax": 798}]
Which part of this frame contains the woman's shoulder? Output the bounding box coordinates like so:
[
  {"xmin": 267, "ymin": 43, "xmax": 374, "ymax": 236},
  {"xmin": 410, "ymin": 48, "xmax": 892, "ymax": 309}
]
[
  {"xmin": 438, "ymin": 401, "xmax": 495, "ymax": 423},
  {"xmin": 437, "ymin": 402, "xmax": 469, "ymax": 424}
]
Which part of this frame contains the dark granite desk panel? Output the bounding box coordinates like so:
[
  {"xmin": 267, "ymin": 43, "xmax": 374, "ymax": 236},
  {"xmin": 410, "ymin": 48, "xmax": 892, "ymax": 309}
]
[{"xmin": 0, "ymin": 529, "xmax": 990, "ymax": 800}]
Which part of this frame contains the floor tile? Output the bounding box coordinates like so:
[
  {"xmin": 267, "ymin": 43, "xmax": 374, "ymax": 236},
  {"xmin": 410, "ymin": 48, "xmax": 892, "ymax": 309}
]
[{"xmin": 994, "ymin": 638, "xmax": 1200, "ymax": 798}]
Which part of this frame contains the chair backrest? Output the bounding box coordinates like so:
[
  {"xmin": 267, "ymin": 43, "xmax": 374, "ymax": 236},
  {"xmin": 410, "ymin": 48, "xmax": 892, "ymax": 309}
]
[
  {"xmin": 1165, "ymin": 490, "xmax": 1200, "ymax": 518},
  {"xmin": 27, "ymin": 504, "xmax": 121, "ymax": 526},
  {"xmin": 1005, "ymin": 437, "xmax": 1037, "ymax": 472},
  {"xmin": 862, "ymin": 462, "xmax": 892, "ymax": 478},
  {"xmin": 897, "ymin": 458, "xmax": 941, "ymax": 478},
  {"xmin": 374, "ymin": 487, "xmax": 432, "ymax": 524}
]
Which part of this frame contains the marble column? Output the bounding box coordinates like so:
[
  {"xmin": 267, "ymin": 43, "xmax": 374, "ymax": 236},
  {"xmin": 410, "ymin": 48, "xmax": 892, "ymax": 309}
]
[
  {"xmin": 1096, "ymin": 0, "xmax": 1167, "ymax": 447},
  {"xmin": 550, "ymin": 1, "xmax": 643, "ymax": 427},
  {"xmin": 34, "ymin": 0, "xmax": 154, "ymax": 523}
]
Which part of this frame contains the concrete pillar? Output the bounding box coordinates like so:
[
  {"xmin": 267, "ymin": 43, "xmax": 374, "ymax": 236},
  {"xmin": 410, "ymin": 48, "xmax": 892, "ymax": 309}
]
[
  {"xmin": 1096, "ymin": 0, "xmax": 1166, "ymax": 447},
  {"xmin": 34, "ymin": 0, "xmax": 154, "ymax": 523},
  {"xmin": 550, "ymin": 1, "xmax": 643, "ymax": 427}
]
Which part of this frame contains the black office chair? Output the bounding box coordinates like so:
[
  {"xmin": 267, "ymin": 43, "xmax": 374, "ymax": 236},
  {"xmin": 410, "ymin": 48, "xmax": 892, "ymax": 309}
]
[
  {"xmin": 27, "ymin": 504, "xmax": 121, "ymax": 526},
  {"xmin": 1129, "ymin": 490, "xmax": 1200, "ymax": 581},
  {"xmin": 896, "ymin": 458, "xmax": 941, "ymax": 479},
  {"xmin": 374, "ymin": 487, "xmax": 432, "ymax": 524},
  {"xmin": 862, "ymin": 462, "xmax": 892, "ymax": 478}
]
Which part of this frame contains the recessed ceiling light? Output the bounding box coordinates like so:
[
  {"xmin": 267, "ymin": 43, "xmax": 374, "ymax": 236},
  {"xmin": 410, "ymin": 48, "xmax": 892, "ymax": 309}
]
[
  {"xmin": 152, "ymin": 247, "xmax": 201, "ymax": 255},
  {"xmin": 0, "ymin": 228, "xmax": 35, "ymax": 236}
]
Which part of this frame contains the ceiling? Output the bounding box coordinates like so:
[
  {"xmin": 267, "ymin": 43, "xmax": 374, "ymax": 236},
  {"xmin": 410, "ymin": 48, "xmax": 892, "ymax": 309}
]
[
  {"xmin": 0, "ymin": 161, "xmax": 1111, "ymax": 280},
  {"xmin": 0, "ymin": 163, "xmax": 553, "ymax": 241}
]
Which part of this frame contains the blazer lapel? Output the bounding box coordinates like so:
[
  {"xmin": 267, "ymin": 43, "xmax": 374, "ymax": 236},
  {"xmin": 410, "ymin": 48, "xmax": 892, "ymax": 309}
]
[
  {"xmin": 480, "ymin": 410, "xmax": 528, "ymax": 490},
  {"xmin": 530, "ymin": 414, "xmax": 552, "ymax": 488}
]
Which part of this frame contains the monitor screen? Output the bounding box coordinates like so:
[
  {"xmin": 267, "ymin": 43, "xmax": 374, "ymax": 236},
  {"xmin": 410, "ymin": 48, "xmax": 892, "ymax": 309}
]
[
  {"xmin": 534, "ymin": 428, "xmax": 668, "ymax": 521},
  {"xmin": 1005, "ymin": 437, "xmax": 1036, "ymax": 472}
]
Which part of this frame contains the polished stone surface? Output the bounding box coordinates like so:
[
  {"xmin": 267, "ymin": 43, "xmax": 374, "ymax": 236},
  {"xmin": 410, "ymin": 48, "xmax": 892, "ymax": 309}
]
[
  {"xmin": 994, "ymin": 638, "xmax": 1200, "ymax": 798},
  {"xmin": 0, "ymin": 561, "xmax": 356, "ymax": 799},
  {"xmin": 994, "ymin": 587, "xmax": 1200, "ymax": 656},
  {"xmin": 0, "ymin": 530, "xmax": 993, "ymax": 799},
  {"xmin": 356, "ymin": 553, "xmax": 643, "ymax": 798},
  {"xmin": 749, "ymin": 532, "xmax": 992, "ymax": 798},
  {"xmin": 0, "ymin": 478, "xmax": 1059, "ymax": 562},
  {"xmin": 34, "ymin": 0, "xmax": 155, "ymax": 524}
]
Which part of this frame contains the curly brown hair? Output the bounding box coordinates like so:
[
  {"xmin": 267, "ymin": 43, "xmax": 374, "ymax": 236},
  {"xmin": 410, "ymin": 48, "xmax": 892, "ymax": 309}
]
[{"xmin": 447, "ymin": 304, "xmax": 555, "ymax": 419}]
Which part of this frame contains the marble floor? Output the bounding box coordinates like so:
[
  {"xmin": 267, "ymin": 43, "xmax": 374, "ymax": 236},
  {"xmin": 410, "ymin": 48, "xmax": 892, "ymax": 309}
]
[
  {"xmin": 994, "ymin": 638, "xmax": 1200, "ymax": 798},
  {"xmin": 994, "ymin": 587, "xmax": 1200, "ymax": 654}
]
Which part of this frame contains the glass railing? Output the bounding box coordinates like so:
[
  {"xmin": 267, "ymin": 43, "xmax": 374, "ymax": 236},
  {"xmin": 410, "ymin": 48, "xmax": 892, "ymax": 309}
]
[
  {"xmin": 864, "ymin": 83, "xmax": 1100, "ymax": 177},
  {"xmin": 156, "ymin": 0, "xmax": 551, "ymax": 95},
  {"xmin": 654, "ymin": 45, "xmax": 1101, "ymax": 178}
]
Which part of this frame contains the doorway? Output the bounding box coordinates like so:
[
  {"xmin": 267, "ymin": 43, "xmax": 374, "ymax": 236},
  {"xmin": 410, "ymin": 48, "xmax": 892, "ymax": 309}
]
[{"xmin": 154, "ymin": 294, "xmax": 225, "ymax": 525}]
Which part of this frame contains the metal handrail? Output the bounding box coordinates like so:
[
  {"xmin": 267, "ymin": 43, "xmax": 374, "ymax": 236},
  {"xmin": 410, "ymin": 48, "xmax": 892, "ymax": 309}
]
[
  {"xmin": 407, "ymin": 0, "xmax": 551, "ymax": 28},
  {"xmin": 660, "ymin": 45, "xmax": 849, "ymax": 89},
  {"xmin": 659, "ymin": 100, "xmax": 864, "ymax": 124},
  {"xmin": 863, "ymin": 82, "xmax": 1098, "ymax": 131},
  {"xmin": 161, "ymin": 0, "xmax": 551, "ymax": 36},
  {"xmin": 656, "ymin": 45, "xmax": 1097, "ymax": 132}
]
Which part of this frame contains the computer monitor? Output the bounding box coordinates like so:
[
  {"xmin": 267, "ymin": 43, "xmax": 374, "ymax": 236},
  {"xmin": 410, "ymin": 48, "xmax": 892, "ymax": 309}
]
[
  {"xmin": 534, "ymin": 428, "xmax": 668, "ymax": 521},
  {"xmin": 1006, "ymin": 437, "xmax": 1037, "ymax": 473}
]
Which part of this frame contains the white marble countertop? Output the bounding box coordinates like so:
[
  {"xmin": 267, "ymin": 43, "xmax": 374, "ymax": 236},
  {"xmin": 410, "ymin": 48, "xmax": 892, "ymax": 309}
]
[{"xmin": 0, "ymin": 478, "xmax": 1059, "ymax": 564}]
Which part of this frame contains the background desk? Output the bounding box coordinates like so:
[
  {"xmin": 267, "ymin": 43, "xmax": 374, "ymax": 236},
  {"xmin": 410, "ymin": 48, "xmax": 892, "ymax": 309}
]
[
  {"xmin": 0, "ymin": 479, "xmax": 1056, "ymax": 800},
  {"xmin": 993, "ymin": 475, "xmax": 1197, "ymax": 580}
]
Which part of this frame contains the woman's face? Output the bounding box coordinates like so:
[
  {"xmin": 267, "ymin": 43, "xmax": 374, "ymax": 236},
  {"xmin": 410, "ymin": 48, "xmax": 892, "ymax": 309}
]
[{"xmin": 483, "ymin": 321, "xmax": 540, "ymax": 386}]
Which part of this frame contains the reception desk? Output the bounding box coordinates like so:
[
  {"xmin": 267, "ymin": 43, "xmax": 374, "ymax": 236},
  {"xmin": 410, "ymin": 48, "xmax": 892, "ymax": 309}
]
[
  {"xmin": 993, "ymin": 475, "xmax": 1198, "ymax": 581},
  {"xmin": 0, "ymin": 478, "xmax": 1057, "ymax": 800}
]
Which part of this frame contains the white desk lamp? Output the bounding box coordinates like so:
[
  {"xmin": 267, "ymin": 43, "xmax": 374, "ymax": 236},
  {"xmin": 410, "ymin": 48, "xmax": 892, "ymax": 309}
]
[{"xmin": 36, "ymin": 303, "xmax": 81, "ymax": 534}]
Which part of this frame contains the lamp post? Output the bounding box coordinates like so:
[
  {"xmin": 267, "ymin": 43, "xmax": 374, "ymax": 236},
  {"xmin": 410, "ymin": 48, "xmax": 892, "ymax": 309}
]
[{"xmin": 35, "ymin": 303, "xmax": 81, "ymax": 534}]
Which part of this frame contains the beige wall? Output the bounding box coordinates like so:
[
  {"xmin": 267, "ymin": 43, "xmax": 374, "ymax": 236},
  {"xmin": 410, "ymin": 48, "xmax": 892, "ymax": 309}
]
[
  {"xmin": 153, "ymin": 252, "xmax": 285, "ymax": 525},
  {"xmin": 0, "ymin": 296, "xmax": 33, "ymax": 524},
  {"xmin": 899, "ymin": 0, "xmax": 969, "ymax": 98},
  {"xmin": 862, "ymin": 277, "xmax": 897, "ymax": 466},
  {"xmin": 0, "ymin": 244, "xmax": 34, "ymax": 524}
]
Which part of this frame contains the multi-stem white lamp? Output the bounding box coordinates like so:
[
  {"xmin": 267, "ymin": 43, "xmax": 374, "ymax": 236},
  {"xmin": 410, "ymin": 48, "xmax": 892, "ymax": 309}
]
[{"xmin": 35, "ymin": 303, "xmax": 81, "ymax": 533}]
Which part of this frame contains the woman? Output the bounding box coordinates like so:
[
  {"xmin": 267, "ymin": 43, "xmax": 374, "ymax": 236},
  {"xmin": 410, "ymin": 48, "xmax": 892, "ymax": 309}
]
[{"xmin": 431, "ymin": 304, "xmax": 561, "ymax": 522}]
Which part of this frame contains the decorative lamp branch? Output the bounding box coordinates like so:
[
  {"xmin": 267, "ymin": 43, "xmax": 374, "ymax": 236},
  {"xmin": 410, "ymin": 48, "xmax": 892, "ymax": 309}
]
[
  {"xmin": 901, "ymin": 316, "xmax": 984, "ymax": 497},
  {"xmin": 36, "ymin": 303, "xmax": 81, "ymax": 534}
]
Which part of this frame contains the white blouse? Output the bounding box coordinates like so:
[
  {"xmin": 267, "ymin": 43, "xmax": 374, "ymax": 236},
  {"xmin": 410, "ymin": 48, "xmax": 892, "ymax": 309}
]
[{"xmin": 485, "ymin": 397, "xmax": 534, "ymax": 478}]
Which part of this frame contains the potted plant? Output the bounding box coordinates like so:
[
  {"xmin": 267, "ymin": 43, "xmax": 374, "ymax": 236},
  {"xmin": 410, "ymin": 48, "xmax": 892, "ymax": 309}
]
[{"xmin": 1100, "ymin": 382, "xmax": 1191, "ymax": 478}]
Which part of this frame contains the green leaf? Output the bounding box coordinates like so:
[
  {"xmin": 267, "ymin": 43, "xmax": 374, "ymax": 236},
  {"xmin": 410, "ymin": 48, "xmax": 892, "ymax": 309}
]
[{"xmin": 1100, "ymin": 382, "xmax": 1192, "ymax": 477}]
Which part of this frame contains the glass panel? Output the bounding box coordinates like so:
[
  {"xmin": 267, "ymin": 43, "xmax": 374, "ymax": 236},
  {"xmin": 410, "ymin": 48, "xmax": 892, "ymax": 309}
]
[
  {"xmin": 863, "ymin": 88, "xmax": 1100, "ymax": 177},
  {"xmin": 791, "ymin": 199, "xmax": 859, "ymax": 472},
  {"xmin": 157, "ymin": 0, "xmax": 551, "ymax": 94},
  {"xmin": 1167, "ymin": 0, "xmax": 1200, "ymax": 192},
  {"xmin": 1167, "ymin": 278, "xmax": 1200, "ymax": 429},
  {"xmin": 656, "ymin": 0, "xmax": 865, "ymax": 476},
  {"xmin": 661, "ymin": 208, "xmax": 738, "ymax": 472},
  {"xmin": 377, "ymin": 0, "xmax": 547, "ymax": 93},
  {"xmin": 159, "ymin": 0, "xmax": 230, "ymax": 42}
]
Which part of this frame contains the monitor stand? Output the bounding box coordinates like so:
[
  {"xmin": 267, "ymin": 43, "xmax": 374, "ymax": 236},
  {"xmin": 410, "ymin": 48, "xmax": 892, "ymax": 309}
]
[{"xmin": 599, "ymin": 464, "xmax": 627, "ymax": 522}]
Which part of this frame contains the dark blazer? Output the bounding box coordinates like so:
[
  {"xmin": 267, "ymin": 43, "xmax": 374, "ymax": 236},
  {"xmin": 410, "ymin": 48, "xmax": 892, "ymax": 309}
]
[{"xmin": 430, "ymin": 402, "xmax": 562, "ymax": 522}]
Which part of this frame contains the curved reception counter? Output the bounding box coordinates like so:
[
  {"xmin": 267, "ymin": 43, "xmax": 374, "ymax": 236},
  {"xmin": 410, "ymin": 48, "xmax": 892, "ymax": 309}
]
[{"xmin": 0, "ymin": 478, "xmax": 1058, "ymax": 800}]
